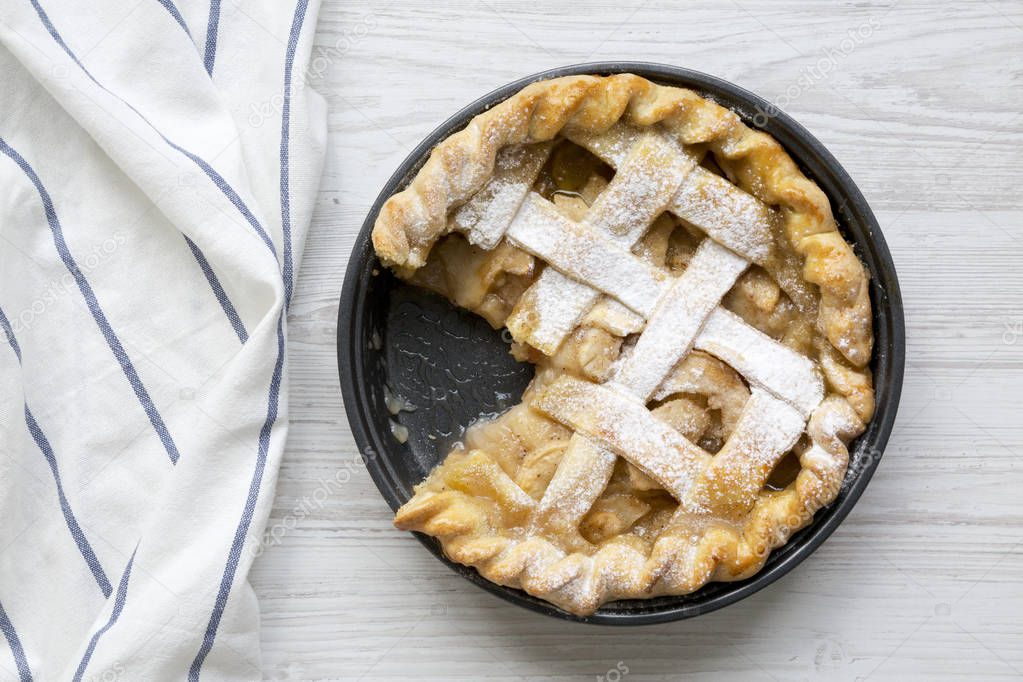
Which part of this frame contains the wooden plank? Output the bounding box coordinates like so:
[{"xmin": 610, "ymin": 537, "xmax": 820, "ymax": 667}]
[{"xmin": 252, "ymin": 1, "xmax": 1023, "ymax": 678}]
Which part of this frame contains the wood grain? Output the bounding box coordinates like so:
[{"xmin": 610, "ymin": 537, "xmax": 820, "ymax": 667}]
[{"xmin": 251, "ymin": 1, "xmax": 1023, "ymax": 679}]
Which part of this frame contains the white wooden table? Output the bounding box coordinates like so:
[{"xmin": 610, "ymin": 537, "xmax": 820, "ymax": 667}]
[{"xmin": 252, "ymin": 1, "xmax": 1023, "ymax": 679}]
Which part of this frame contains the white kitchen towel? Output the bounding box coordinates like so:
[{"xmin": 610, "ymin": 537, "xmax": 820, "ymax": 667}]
[{"xmin": 0, "ymin": 0, "xmax": 326, "ymax": 678}]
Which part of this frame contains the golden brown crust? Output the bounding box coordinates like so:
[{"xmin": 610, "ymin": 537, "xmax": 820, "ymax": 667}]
[
  {"xmin": 377, "ymin": 73, "xmax": 876, "ymax": 616},
  {"xmin": 394, "ymin": 397, "xmax": 863, "ymax": 615},
  {"xmin": 372, "ymin": 73, "xmax": 872, "ymax": 367}
]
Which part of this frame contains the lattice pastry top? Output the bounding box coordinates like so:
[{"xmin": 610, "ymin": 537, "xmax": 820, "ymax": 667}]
[{"xmin": 373, "ymin": 74, "xmax": 875, "ymax": 615}]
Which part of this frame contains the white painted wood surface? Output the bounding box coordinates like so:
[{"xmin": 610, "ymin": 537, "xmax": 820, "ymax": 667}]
[{"xmin": 252, "ymin": 1, "xmax": 1023, "ymax": 679}]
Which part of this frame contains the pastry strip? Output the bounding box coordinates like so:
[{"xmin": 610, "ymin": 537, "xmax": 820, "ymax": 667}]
[
  {"xmin": 612, "ymin": 239, "xmax": 748, "ymax": 400},
  {"xmin": 687, "ymin": 388, "xmax": 805, "ymax": 513},
  {"xmin": 506, "ymin": 133, "xmax": 694, "ymax": 353},
  {"xmin": 452, "ymin": 143, "xmax": 553, "ymax": 249},
  {"xmin": 693, "ymin": 308, "xmax": 824, "ymax": 416},
  {"xmin": 506, "ymin": 194, "xmax": 671, "ymax": 318},
  {"xmin": 568, "ymin": 124, "xmax": 774, "ymax": 263},
  {"xmin": 532, "ymin": 376, "xmax": 711, "ymax": 502}
]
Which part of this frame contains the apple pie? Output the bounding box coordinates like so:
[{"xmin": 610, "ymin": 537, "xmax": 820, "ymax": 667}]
[{"xmin": 371, "ymin": 73, "xmax": 874, "ymax": 616}]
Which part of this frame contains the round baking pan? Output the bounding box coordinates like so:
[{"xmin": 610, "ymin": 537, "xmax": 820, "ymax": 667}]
[{"xmin": 337, "ymin": 62, "xmax": 905, "ymax": 625}]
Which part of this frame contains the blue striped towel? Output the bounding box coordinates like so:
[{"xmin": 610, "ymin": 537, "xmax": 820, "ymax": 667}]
[{"xmin": 0, "ymin": 0, "xmax": 326, "ymax": 678}]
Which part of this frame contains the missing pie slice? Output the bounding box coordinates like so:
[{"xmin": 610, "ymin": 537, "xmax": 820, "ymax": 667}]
[{"xmin": 371, "ymin": 73, "xmax": 875, "ymax": 616}]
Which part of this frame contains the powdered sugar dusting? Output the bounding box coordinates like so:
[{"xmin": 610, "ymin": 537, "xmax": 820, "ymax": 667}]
[
  {"xmin": 571, "ymin": 124, "xmax": 773, "ymax": 264},
  {"xmin": 690, "ymin": 388, "xmax": 804, "ymax": 511},
  {"xmin": 695, "ymin": 308, "xmax": 824, "ymax": 416},
  {"xmin": 507, "ymin": 132, "xmax": 691, "ymax": 353},
  {"xmin": 533, "ymin": 376, "xmax": 711, "ymax": 501},
  {"xmin": 507, "ymin": 194, "xmax": 670, "ymax": 317},
  {"xmin": 388, "ymin": 82, "xmax": 872, "ymax": 617},
  {"xmin": 567, "ymin": 124, "xmax": 640, "ymax": 168},
  {"xmin": 531, "ymin": 436, "xmax": 616, "ymax": 533},
  {"xmin": 585, "ymin": 132, "xmax": 695, "ymax": 245},
  {"xmin": 614, "ymin": 240, "xmax": 748, "ymax": 400},
  {"xmin": 672, "ymin": 170, "xmax": 773, "ymax": 263},
  {"xmin": 512, "ymin": 271, "xmax": 597, "ymax": 354},
  {"xmin": 453, "ymin": 143, "xmax": 552, "ymax": 249}
]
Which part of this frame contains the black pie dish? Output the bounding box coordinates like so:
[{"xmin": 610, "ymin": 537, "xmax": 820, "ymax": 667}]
[{"xmin": 337, "ymin": 62, "xmax": 905, "ymax": 625}]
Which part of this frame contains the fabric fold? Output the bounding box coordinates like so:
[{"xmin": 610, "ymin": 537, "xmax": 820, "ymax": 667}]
[{"xmin": 0, "ymin": 1, "xmax": 326, "ymax": 678}]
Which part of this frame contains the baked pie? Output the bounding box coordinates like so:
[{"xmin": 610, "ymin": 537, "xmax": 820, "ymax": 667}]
[{"xmin": 372, "ymin": 73, "xmax": 875, "ymax": 616}]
